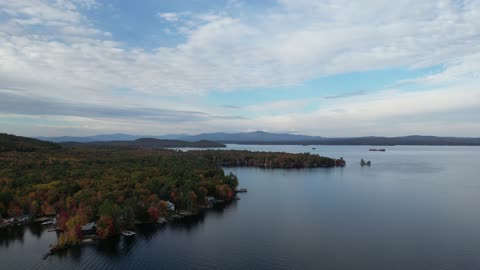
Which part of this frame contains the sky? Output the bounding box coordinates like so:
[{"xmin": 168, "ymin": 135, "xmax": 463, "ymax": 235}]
[{"xmin": 0, "ymin": 0, "xmax": 479, "ymax": 137}]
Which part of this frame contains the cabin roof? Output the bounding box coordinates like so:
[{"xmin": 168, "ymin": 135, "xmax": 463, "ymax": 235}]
[{"xmin": 81, "ymin": 222, "xmax": 96, "ymax": 231}]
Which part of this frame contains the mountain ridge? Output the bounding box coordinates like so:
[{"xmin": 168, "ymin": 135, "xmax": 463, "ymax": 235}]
[{"xmin": 37, "ymin": 131, "xmax": 480, "ymax": 146}]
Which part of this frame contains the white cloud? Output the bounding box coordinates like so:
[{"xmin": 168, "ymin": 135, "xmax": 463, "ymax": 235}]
[
  {"xmin": 245, "ymin": 99, "xmax": 311, "ymax": 115},
  {"xmin": 231, "ymin": 85, "xmax": 480, "ymax": 136},
  {"xmin": 158, "ymin": 12, "xmax": 179, "ymax": 22},
  {"xmin": 0, "ymin": 0, "xmax": 480, "ymax": 136},
  {"xmin": 3, "ymin": 0, "xmax": 480, "ymax": 95}
]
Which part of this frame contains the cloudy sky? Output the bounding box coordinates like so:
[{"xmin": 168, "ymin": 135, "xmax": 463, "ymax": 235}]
[{"xmin": 1, "ymin": 0, "xmax": 479, "ymax": 137}]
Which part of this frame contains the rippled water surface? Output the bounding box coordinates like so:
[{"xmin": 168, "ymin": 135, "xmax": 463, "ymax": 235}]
[{"xmin": 1, "ymin": 145, "xmax": 480, "ymax": 270}]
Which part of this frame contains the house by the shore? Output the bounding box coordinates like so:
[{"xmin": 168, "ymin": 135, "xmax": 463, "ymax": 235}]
[
  {"xmin": 81, "ymin": 222, "xmax": 97, "ymax": 235},
  {"xmin": 166, "ymin": 201, "xmax": 175, "ymax": 212}
]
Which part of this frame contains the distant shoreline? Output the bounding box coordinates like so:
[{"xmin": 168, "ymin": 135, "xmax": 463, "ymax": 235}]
[
  {"xmin": 219, "ymin": 142, "xmax": 480, "ymax": 146},
  {"xmin": 37, "ymin": 132, "xmax": 480, "ymax": 146}
]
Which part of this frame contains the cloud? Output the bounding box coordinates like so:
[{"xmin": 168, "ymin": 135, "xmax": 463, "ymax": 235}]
[
  {"xmin": 323, "ymin": 91, "xmax": 367, "ymax": 99},
  {"xmin": 158, "ymin": 12, "xmax": 179, "ymax": 22},
  {"xmin": 0, "ymin": 0, "xmax": 479, "ymax": 136},
  {"xmin": 0, "ymin": 88, "xmax": 250, "ymax": 125},
  {"xmin": 2, "ymin": 0, "xmax": 478, "ymax": 97},
  {"xmin": 402, "ymin": 53, "xmax": 480, "ymax": 85},
  {"xmin": 0, "ymin": 89, "xmax": 210, "ymax": 122},
  {"xmin": 245, "ymin": 99, "xmax": 311, "ymax": 114},
  {"xmin": 244, "ymin": 85, "xmax": 480, "ymax": 136}
]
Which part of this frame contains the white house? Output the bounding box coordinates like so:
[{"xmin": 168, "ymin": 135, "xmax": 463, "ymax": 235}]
[{"xmin": 166, "ymin": 201, "xmax": 175, "ymax": 212}]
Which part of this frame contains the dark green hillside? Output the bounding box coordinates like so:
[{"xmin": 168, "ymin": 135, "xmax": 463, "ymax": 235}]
[
  {"xmin": 185, "ymin": 150, "xmax": 337, "ymax": 168},
  {"xmin": 0, "ymin": 133, "xmax": 61, "ymax": 152}
]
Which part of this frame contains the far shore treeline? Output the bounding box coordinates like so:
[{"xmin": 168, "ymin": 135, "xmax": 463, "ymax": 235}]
[{"xmin": 0, "ymin": 133, "xmax": 339, "ymax": 247}]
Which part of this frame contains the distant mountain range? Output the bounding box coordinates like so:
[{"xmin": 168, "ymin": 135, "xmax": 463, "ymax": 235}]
[
  {"xmin": 37, "ymin": 131, "xmax": 480, "ymax": 146},
  {"xmin": 37, "ymin": 131, "xmax": 320, "ymax": 143},
  {"xmin": 179, "ymin": 131, "xmax": 322, "ymax": 142},
  {"xmin": 37, "ymin": 133, "xmax": 188, "ymax": 143},
  {"xmin": 61, "ymin": 138, "xmax": 226, "ymax": 149}
]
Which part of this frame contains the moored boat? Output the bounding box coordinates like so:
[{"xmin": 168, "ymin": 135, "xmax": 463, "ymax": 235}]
[
  {"xmin": 157, "ymin": 217, "xmax": 167, "ymax": 224},
  {"xmin": 121, "ymin": 230, "xmax": 136, "ymax": 237},
  {"xmin": 369, "ymin": 148, "xmax": 386, "ymax": 152}
]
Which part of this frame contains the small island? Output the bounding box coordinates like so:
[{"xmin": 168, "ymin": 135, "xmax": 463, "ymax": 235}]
[{"xmin": 0, "ymin": 133, "xmax": 343, "ymax": 254}]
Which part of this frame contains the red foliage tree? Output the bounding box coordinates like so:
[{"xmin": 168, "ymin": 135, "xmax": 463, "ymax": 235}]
[{"xmin": 147, "ymin": 206, "xmax": 159, "ymax": 221}]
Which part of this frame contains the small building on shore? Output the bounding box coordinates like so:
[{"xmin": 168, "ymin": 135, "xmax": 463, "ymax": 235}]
[
  {"xmin": 207, "ymin": 196, "xmax": 215, "ymax": 204},
  {"xmin": 166, "ymin": 201, "xmax": 175, "ymax": 212},
  {"xmin": 81, "ymin": 222, "xmax": 97, "ymax": 235}
]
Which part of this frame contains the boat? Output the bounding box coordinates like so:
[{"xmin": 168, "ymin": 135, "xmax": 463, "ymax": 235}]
[
  {"xmin": 312, "ymin": 147, "xmax": 316, "ymax": 150},
  {"xmin": 236, "ymin": 188, "xmax": 248, "ymax": 193},
  {"xmin": 42, "ymin": 218, "xmax": 57, "ymax": 226},
  {"xmin": 369, "ymin": 148, "xmax": 386, "ymax": 152},
  {"xmin": 336, "ymin": 157, "xmax": 346, "ymax": 167},
  {"xmin": 157, "ymin": 217, "xmax": 167, "ymax": 224},
  {"xmin": 360, "ymin": 159, "xmax": 371, "ymax": 166},
  {"xmin": 121, "ymin": 230, "xmax": 136, "ymax": 237},
  {"xmin": 80, "ymin": 239, "xmax": 96, "ymax": 245}
]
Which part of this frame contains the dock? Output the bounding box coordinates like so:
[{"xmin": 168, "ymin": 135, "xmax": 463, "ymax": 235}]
[
  {"xmin": 121, "ymin": 230, "xmax": 136, "ymax": 237},
  {"xmin": 177, "ymin": 210, "xmax": 194, "ymax": 216}
]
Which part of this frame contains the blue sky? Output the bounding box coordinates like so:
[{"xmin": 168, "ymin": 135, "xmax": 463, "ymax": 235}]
[{"xmin": 0, "ymin": 0, "xmax": 479, "ymax": 137}]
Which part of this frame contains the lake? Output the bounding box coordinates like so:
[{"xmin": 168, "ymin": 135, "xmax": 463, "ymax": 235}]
[{"xmin": 1, "ymin": 145, "xmax": 480, "ymax": 269}]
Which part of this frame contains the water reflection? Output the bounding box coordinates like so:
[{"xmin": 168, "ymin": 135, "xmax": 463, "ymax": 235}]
[
  {"xmin": 28, "ymin": 223, "xmax": 44, "ymax": 238},
  {"xmin": 5, "ymin": 146, "xmax": 478, "ymax": 270},
  {"xmin": 0, "ymin": 201, "xmax": 238, "ymax": 261},
  {"xmin": 0, "ymin": 225, "xmax": 26, "ymax": 247},
  {"xmin": 90, "ymin": 202, "xmax": 236, "ymax": 257},
  {"xmin": 56, "ymin": 246, "xmax": 84, "ymax": 261}
]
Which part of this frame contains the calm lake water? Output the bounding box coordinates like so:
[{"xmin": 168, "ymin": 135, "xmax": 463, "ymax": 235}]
[{"xmin": 1, "ymin": 145, "xmax": 480, "ymax": 270}]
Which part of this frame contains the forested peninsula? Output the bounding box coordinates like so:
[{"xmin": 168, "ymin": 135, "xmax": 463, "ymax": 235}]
[{"xmin": 0, "ymin": 133, "xmax": 341, "ymax": 249}]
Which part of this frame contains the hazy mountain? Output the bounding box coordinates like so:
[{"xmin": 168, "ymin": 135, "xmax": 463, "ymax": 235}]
[
  {"xmin": 38, "ymin": 133, "xmax": 189, "ymax": 143},
  {"xmin": 61, "ymin": 138, "xmax": 226, "ymax": 149},
  {"xmin": 38, "ymin": 132, "xmax": 480, "ymax": 146},
  {"xmin": 179, "ymin": 131, "xmax": 323, "ymax": 142}
]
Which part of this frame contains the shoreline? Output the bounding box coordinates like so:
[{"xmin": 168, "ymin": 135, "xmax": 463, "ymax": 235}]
[{"xmin": 43, "ymin": 199, "xmax": 237, "ymax": 258}]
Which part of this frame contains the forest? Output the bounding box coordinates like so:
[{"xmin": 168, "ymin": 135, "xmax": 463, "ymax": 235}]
[{"xmin": 0, "ymin": 133, "xmax": 338, "ymax": 248}]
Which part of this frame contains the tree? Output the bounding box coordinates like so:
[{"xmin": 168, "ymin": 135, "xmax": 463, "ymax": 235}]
[
  {"xmin": 121, "ymin": 206, "xmax": 135, "ymax": 228},
  {"xmin": 57, "ymin": 209, "xmax": 70, "ymax": 231},
  {"xmin": 97, "ymin": 216, "xmax": 115, "ymax": 239},
  {"xmin": 8, "ymin": 203, "xmax": 22, "ymax": 217},
  {"xmin": 29, "ymin": 200, "xmax": 40, "ymax": 217},
  {"xmin": 224, "ymin": 172, "xmax": 239, "ymax": 191},
  {"xmin": 187, "ymin": 191, "xmax": 197, "ymax": 211},
  {"xmin": 147, "ymin": 206, "xmax": 159, "ymax": 221},
  {"xmin": 98, "ymin": 200, "xmax": 121, "ymax": 234}
]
